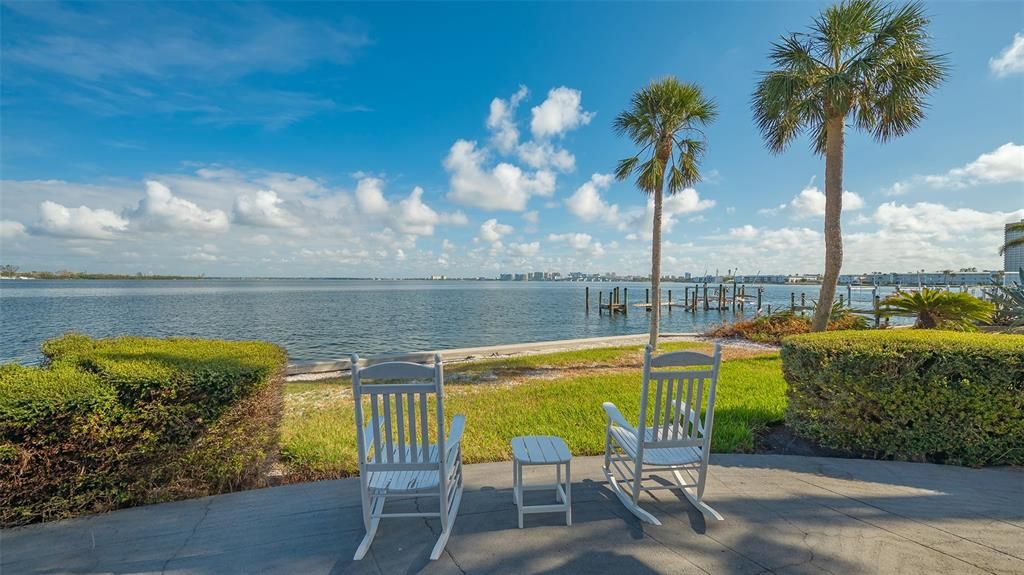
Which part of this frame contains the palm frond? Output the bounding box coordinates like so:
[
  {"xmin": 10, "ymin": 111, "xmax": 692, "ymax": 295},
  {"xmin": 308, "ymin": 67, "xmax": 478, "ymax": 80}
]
[
  {"xmin": 879, "ymin": 288, "xmax": 995, "ymax": 330},
  {"xmin": 612, "ymin": 76, "xmax": 718, "ymax": 194},
  {"xmin": 752, "ymin": 0, "xmax": 945, "ymax": 153}
]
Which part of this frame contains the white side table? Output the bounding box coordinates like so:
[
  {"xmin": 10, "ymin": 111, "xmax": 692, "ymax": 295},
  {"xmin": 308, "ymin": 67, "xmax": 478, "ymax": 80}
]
[{"xmin": 511, "ymin": 435, "xmax": 572, "ymax": 528}]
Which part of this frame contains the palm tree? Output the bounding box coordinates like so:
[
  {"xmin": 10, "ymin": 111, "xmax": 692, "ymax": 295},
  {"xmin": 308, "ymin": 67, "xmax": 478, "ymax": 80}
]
[
  {"xmin": 1000, "ymin": 221, "xmax": 1024, "ymax": 255},
  {"xmin": 753, "ymin": 0, "xmax": 948, "ymax": 332},
  {"xmin": 614, "ymin": 77, "xmax": 718, "ymax": 348},
  {"xmin": 880, "ymin": 288, "xmax": 995, "ymax": 330}
]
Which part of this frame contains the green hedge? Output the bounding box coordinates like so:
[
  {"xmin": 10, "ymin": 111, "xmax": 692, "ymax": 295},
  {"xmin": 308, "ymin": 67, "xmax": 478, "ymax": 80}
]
[
  {"xmin": 782, "ymin": 330, "xmax": 1024, "ymax": 466},
  {"xmin": 0, "ymin": 334, "xmax": 287, "ymax": 526}
]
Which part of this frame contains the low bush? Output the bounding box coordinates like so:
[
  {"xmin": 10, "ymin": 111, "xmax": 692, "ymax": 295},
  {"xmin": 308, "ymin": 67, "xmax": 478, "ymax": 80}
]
[
  {"xmin": 708, "ymin": 310, "xmax": 868, "ymax": 344},
  {"xmin": 782, "ymin": 330, "xmax": 1024, "ymax": 466},
  {"xmin": 0, "ymin": 334, "xmax": 286, "ymax": 526}
]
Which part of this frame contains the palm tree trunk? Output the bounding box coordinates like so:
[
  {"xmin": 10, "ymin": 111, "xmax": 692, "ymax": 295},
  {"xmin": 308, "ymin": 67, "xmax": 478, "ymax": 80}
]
[
  {"xmin": 649, "ymin": 183, "xmax": 663, "ymax": 349},
  {"xmin": 811, "ymin": 115, "xmax": 845, "ymax": 332}
]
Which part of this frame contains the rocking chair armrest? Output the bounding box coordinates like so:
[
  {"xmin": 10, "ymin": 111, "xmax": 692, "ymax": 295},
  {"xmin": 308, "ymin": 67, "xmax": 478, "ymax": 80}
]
[
  {"xmin": 603, "ymin": 402, "xmax": 636, "ymax": 434},
  {"xmin": 444, "ymin": 414, "xmax": 466, "ymax": 462}
]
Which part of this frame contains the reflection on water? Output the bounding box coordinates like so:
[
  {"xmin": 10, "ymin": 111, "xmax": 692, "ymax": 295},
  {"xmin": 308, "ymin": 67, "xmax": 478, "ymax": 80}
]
[{"xmin": 0, "ymin": 279, "xmax": 896, "ymax": 363}]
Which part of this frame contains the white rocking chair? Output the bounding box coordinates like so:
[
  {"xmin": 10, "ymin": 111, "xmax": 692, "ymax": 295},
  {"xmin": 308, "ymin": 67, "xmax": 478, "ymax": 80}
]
[
  {"xmin": 351, "ymin": 353, "xmax": 465, "ymax": 561},
  {"xmin": 603, "ymin": 344, "xmax": 724, "ymax": 525}
]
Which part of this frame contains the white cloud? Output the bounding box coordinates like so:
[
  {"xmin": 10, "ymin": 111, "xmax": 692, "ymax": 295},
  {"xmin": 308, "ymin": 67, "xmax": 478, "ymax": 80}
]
[
  {"xmin": 444, "ymin": 139, "xmax": 555, "ymax": 211},
  {"xmin": 477, "ymin": 218, "xmax": 514, "ymax": 243},
  {"xmin": 718, "ymin": 202, "xmax": 1024, "ymax": 274},
  {"xmin": 547, "ymin": 232, "xmax": 605, "ymax": 256},
  {"xmin": 530, "ymin": 87, "xmax": 594, "ymax": 139},
  {"xmin": 924, "ymin": 143, "xmax": 1024, "ymax": 188},
  {"xmin": 508, "ymin": 241, "xmax": 541, "ymax": 257},
  {"xmin": 663, "ymin": 188, "xmax": 718, "ymax": 215},
  {"xmin": 565, "ymin": 173, "xmax": 619, "ymax": 223},
  {"xmin": 298, "ymin": 247, "xmax": 370, "ymax": 265},
  {"xmin": 446, "ymin": 85, "xmax": 589, "ymax": 211},
  {"xmin": 486, "ymin": 85, "xmax": 528, "ymax": 154},
  {"xmin": 34, "ymin": 200, "xmax": 129, "ymax": 240},
  {"xmin": 0, "ymin": 220, "xmax": 27, "ymax": 239},
  {"xmin": 882, "ymin": 182, "xmax": 910, "ymax": 196},
  {"xmin": 233, "ymin": 190, "xmax": 302, "ymax": 228},
  {"xmin": 729, "ymin": 225, "xmax": 758, "ymax": 240},
  {"xmin": 183, "ymin": 249, "xmax": 220, "ymax": 262},
  {"xmin": 990, "ymin": 33, "xmax": 1024, "ymax": 78},
  {"xmin": 620, "ymin": 188, "xmax": 716, "ymax": 239},
  {"xmin": 873, "ymin": 201, "xmax": 1024, "ymax": 240},
  {"xmin": 393, "ymin": 187, "xmax": 442, "ymax": 235},
  {"xmin": 351, "ymin": 178, "xmax": 465, "ymax": 236},
  {"xmin": 522, "ymin": 210, "xmax": 539, "ymax": 224},
  {"xmin": 355, "ymin": 177, "xmax": 389, "ymax": 215},
  {"xmin": 131, "ymin": 180, "xmax": 229, "ymax": 233},
  {"xmin": 761, "ymin": 185, "xmax": 865, "ymax": 218},
  {"xmin": 888, "ymin": 143, "xmax": 1024, "ymax": 193},
  {"xmin": 242, "ymin": 234, "xmax": 272, "ymax": 245},
  {"xmin": 515, "ymin": 141, "xmax": 575, "ymax": 171}
]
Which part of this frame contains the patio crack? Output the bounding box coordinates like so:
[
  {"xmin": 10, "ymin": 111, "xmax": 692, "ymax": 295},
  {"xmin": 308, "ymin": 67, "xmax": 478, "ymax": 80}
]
[
  {"xmin": 160, "ymin": 498, "xmax": 213, "ymax": 574},
  {"xmin": 414, "ymin": 496, "xmax": 467, "ymax": 574}
]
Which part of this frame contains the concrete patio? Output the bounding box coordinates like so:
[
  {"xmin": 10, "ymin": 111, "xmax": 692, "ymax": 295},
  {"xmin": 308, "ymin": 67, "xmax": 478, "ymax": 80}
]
[{"xmin": 2, "ymin": 454, "xmax": 1022, "ymax": 574}]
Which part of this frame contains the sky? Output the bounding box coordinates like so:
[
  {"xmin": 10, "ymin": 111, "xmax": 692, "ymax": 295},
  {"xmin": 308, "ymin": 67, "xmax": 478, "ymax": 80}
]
[{"xmin": 1, "ymin": 1, "xmax": 1022, "ymax": 278}]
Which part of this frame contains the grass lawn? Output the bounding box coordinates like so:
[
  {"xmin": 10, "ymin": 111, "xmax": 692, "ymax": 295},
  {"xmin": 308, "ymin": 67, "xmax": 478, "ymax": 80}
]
[{"xmin": 279, "ymin": 341, "xmax": 786, "ymax": 479}]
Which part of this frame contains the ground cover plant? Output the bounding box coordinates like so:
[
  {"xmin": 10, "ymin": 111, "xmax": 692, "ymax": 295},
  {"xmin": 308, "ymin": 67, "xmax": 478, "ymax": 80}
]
[
  {"xmin": 707, "ymin": 308, "xmax": 868, "ymax": 344},
  {"xmin": 280, "ymin": 341, "xmax": 787, "ymax": 480},
  {"xmin": 0, "ymin": 334, "xmax": 287, "ymax": 526}
]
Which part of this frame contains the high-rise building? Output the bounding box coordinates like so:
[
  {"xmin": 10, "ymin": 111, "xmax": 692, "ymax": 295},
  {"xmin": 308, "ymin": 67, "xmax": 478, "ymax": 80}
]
[{"xmin": 1006, "ymin": 220, "xmax": 1024, "ymax": 273}]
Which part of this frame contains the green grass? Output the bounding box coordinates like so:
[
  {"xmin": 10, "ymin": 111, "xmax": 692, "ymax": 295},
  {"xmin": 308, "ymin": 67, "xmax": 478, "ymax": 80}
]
[{"xmin": 280, "ymin": 342, "xmax": 786, "ymax": 478}]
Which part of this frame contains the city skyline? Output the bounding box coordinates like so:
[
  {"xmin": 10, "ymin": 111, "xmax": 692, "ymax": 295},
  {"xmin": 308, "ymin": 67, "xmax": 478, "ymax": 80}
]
[{"xmin": 2, "ymin": 2, "xmax": 1023, "ymax": 277}]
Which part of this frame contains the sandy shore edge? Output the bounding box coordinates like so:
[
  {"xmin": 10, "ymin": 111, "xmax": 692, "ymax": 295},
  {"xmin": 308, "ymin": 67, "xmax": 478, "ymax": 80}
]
[{"xmin": 286, "ymin": 333, "xmax": 778, "ymax": 380}]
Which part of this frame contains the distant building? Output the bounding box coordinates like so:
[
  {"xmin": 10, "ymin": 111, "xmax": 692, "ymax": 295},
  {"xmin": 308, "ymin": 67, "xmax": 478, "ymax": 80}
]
[
  {"xmin": 1006, "ymin": 220, "xmax": 1024, "ymax": 273},
  {"xmin": 499, "ymin": 273, "xmax": 513, "ymax": 281},
  {"xmin": 861, "ymin": 271, "xmax": 1003, "ymax": 286},
  {"xmin": 514, "ymin": 273, "xmax": 528, "ymax": 281},
  {"xmin": 530, "ymin": 271, "xmax": 544, "ymax": 281}
]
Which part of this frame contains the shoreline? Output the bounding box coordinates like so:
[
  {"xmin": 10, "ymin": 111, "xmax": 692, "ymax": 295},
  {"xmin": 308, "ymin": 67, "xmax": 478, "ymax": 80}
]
[{"xmin": 285, "ymin": 332, "xmax": 779, "ymax": 380}]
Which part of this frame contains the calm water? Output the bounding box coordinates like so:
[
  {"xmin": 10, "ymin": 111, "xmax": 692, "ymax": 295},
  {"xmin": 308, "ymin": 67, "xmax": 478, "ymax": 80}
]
[{"xmin": 0, "ymin": 279, "xmax": 888, "ymax": 364}]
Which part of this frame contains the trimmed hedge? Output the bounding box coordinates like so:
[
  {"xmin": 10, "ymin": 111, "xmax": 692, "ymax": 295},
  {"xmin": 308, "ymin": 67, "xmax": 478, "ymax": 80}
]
[
  {"xmin": 0, "ymin": 334, "xmax": 287, "ymax": 526},
  {"xmin": 782, "ymin": 330, "xmax": 1024, "ymax": 466}
]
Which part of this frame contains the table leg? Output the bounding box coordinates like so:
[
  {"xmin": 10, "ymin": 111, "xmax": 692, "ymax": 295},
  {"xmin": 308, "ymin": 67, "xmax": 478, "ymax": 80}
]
[
  {"xmin": 566, "ymin": 460, "xmax": 572, "ymax": 526},
  {"xmin": 556, "ymin": 464, "xmax": 562, "ymax": 503},
  {"xmin": 517, "ymin": 461, "xmax": 524, "ymax": 529},
  {"xmin": 512, "ymin": 459, "xmax": 518, "ymax": 504}
]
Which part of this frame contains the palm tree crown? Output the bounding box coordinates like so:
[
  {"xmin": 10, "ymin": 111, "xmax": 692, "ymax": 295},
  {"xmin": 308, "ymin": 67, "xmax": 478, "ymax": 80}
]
[
  {"xmin": 753, "ymin": 0, "xmax": 948, "ymax": 154},
  {"xmin": 614, "ymin": 78, "xmax": 718, "ymax": 194},
  {"xmin": 613, "ymin": 77, "xmax": 717, "ymax": 348}
]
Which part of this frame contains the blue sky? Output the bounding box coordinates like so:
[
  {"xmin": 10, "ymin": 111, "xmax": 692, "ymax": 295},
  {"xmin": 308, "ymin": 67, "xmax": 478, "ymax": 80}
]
[{"xmin": 1, "ymin": 1, "xmax": 1022, "ymax": 277}]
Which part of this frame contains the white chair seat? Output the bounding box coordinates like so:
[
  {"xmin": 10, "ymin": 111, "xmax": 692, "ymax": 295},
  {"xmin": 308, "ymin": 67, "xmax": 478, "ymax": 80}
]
[
  {"xmin": 368, "ymin": 445, "xmax": 440, "ymax": 493},
  {"xmin": 609, "ymin": 426, "xmax": 702, "ymax": 466}
]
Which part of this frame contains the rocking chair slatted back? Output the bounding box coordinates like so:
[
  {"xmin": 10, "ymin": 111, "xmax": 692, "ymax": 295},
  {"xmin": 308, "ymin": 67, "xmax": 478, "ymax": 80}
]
[
  {"xmin": 638, "ymin": 344, "xmax": 720, "ymax": 449},
  {"xmin": 352, "ymin": 353, "xmax": 446, "ymax": 469}
]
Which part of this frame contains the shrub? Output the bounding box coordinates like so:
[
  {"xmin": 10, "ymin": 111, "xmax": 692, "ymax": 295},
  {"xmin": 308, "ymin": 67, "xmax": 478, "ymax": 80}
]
[
  {"xmin": 0, "ymin": 334, "xmax": 287, "ymax": 526},
  {"xmin": 782, "ymin": 330, "xmax": 1024, "ymax": 466},
  {"xmin": 709, "ymin": 310, "xmax": 868, "ymax": 344}
]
